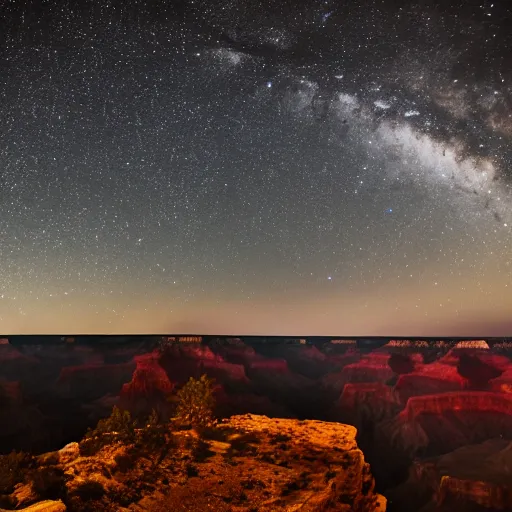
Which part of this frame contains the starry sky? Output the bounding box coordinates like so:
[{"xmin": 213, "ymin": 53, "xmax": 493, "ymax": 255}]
[{"xmin": 1, "ymin": 0, "xmax": 511, "ymax": 335}]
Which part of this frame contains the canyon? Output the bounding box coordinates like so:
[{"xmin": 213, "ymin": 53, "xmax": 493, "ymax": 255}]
[{"xmin": 0, "ymin": 338, "xmax": 510, "ymax": 511}]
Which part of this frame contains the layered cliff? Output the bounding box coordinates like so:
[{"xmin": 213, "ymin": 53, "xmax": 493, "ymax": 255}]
[
  {"xmin": 118, "ymin": 353, "xmax": 174, "ymax": 418},
  {"xmin": 379, "ymin": 391, "xmax": 512, "ymax": 457},
  {"xmin": 387, "ymin": 438, "xmax": 512, "ymax": 511}
]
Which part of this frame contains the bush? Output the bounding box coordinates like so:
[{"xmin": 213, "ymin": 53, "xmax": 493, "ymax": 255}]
[
  {"xmin": 174, "ymin": 375, "xmax": 216, "ymax": 431},
  {"xmin": 0, "ymin": 450, "xmax": 34, "ymax": 494},
  {"xmin": 136, "ymin": 409, "xmax": 173, "ymax": 467},
  {"xmin": 81, "ymin": 407, "xmax": 137, "ymax": 455},
  {"xmin": 137, "ymin": 410, "xmax": 167, "ymax": 450}
]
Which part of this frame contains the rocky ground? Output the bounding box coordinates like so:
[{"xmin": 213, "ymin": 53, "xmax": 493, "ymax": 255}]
[{"xmin": 0, "ymin": 415, "xmax": 385, "ymax": 512}]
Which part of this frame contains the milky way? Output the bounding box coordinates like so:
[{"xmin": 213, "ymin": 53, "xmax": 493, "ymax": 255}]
[{"xmin": 0, "ymin": 0, "xmax": 511, "ymax": 335}]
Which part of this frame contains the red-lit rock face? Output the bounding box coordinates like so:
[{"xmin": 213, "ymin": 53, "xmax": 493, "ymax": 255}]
[
  {"xmin": 119, "ymin": 353, "xmax": 174, "ymax": 417},
  {"xmin": 246, "ymin": 358, "xmax": 289, "ymax": 373},
  {"xmin": 339, "ymin": 358, "xmax": 394, "ymax": 385},
  {"xmin": 159, "ymin": 346, "xmax": 249, "ymax": 385},
  {"xmin": 378, "ymin": 391, "xmax": 512, "ymax": 460},
  {"xmin": 395, "ymin": 362, "xmax": 467, "ymax": 402},
  {"xmin": 337, "ymin": 382, "xmax": 401, "ymax": 428},
  {"xmin": 399, "ymin": 391, "xmax": 512, "ymax": 421}
]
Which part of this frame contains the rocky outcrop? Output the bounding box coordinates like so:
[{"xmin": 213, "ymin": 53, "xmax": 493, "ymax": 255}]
[
  {"xmin": 119, "ymin": 353, "xmax": 174, "ymax": 418},
  {"xmin": 332, "ymin": 354, "xmax": 395, "ymax": 388},
  {"xmin": 4, "ymin": 414, "xmax": 385, "ymax": 512},
  {"xmin": 387, "ymin": 438, "xmax": 512, "ymax": 511},
  {"xmin": 159, "ymin": 346, "xmax": 249, "ymax": 385},
  {"xmin": 337, "ymin": 383, "xmax": 402, "ymax": 428},
  {"xmin": 394, "ymin": 362, "xmax": 467, "ymax": 402},
  {"xmin": 220, "ymin": 414, "xmax": 386, "ymax": 511},
  {"xmin": 380, "ymin": 392, "xmax": 512, "ymax": 457},
  {"xmin": 399, "ymin": 391, "xmax": 512, "ymax": 421},
  {"xmin": 0, "ymin": 501, "xmax": 66, "ymax": 512}
]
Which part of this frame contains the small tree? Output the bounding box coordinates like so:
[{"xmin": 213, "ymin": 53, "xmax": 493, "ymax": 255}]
[
  {"xmin": 136, "ymin": 409, "xmax": 173, "ymax": 467},
  {"xmin": 92, "ymin": 406, "xmax": 136, "ymax": 442},
  {"xmin": 81, "ymin": 406, "xmax": 137, "ymax": 455},
  {"xmin": 174, "ymin": 374, "xmax": 215, "ymax": 430}
]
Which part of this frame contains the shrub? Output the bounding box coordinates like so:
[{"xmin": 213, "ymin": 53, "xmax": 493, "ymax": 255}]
[
  {"xmin": 174, "ymin": 374, "xmax": 216, "ymax": 431},
  {"xmin": 135, "ymin": 409, "xmax": 174, "ymax": 467},
  {"xmin": 81, "ymin": 407, "xmax": 137, "ymax": 455},
  {"xmin": 0, "ymin": 450, "xmax": 34, "ymax": 494},
  {"xmin": 137, "ymin": 410, "xmax": 167, "ymax": 450}
]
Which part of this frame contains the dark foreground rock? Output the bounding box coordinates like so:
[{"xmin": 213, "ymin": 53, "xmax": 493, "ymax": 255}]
[{"xmin": 387, "ymin": 438, "xmax": 512, "ymax": 511}]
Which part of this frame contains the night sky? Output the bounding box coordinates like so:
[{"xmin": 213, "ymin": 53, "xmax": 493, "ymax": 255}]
[{"xmin": 1, "ymin": 0, "xmax": 511, "ymax": 335}]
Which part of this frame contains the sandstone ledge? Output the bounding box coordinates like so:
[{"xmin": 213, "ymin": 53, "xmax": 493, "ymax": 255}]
[{"xmin": 218, "ymin": 414, "xmax": 386, "ymax": 511}]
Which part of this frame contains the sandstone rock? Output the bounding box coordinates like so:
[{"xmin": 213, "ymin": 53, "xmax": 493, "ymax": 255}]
[
  {"xmin": 119, "ymin": 353, "xmax": 174, "ymax": 418},
  {"xmin": 218, "ymin": 414, "xmax": 385, "ymax": 511},
  {"xmin": 58, "ymin": 442, "xmax": 80, "ymax": 464},
  {"xmin": 0, "ymin": 501, "xmax": 67, "ymax": 512},
  {"xmin": 11, "ymin": 482, "xmax": 38, "ymax": 508},
  {"xmin": 394, "ymin": 363, "xmax": 467, "ymax": 403}
]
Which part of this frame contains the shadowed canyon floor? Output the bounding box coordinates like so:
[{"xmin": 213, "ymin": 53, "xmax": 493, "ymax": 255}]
[{"xmin": 0, "ymin": 338, "xmax": 511, "ymax": 511}]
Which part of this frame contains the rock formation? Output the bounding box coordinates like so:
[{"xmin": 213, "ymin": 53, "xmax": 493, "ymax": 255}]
[
  {"xmin": 119, "ymin": 353, "xmax": 174, "ymax": 418},
  {"xmin": 3, "ymin": 414, "xmax": 385, "ymax": 511},
  {"xmin": 380, "ymin": 391, "xmax": 512, "ymax": 457},
  {"xmin": 387, "ymin": 438, "xmax": 512, "ymax": 511}
]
